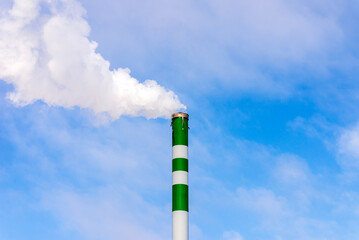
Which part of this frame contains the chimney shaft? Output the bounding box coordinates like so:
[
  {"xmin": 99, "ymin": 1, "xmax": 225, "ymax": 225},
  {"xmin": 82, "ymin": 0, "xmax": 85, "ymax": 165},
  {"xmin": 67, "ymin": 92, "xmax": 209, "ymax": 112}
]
[{"xmin": 172, "ymin": 112, "xmax": 189, "ymax": 240}]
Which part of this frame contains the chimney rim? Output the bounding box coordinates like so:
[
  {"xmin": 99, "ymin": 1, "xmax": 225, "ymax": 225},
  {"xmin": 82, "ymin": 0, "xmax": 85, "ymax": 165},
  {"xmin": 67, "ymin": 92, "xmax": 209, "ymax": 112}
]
[{"xmin": 172, "ymin": 112, "xmax": 189, "ymax": 120}]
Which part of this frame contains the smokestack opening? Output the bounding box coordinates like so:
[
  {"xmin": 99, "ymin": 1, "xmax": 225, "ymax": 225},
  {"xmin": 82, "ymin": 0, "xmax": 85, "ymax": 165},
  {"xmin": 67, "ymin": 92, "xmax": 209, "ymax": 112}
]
[{"xmin": 172, "ymin": 112, "xmax": 189, "ymax": 120}]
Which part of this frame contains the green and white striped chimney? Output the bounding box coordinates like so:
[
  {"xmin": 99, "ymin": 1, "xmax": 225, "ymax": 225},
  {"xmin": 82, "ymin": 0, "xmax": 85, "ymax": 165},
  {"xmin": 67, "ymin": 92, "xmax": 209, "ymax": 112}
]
[{"xmin": 171, "ymin": 112, "xmax": 189, "ymax": 240}]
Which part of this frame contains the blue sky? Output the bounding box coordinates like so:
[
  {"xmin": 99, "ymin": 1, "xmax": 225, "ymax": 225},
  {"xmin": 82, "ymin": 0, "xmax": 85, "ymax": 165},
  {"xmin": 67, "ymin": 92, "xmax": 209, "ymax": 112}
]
[{"xmin": 1, "ymin": 0, "xmax": 359, "ymax": 239}]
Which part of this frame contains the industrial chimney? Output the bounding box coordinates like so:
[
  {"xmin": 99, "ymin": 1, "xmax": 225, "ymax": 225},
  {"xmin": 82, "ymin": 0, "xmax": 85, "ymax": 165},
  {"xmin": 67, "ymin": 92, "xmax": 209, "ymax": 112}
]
[{"xmin": 171, "ymin": 112, "xmax": 189, "ymax": 240}]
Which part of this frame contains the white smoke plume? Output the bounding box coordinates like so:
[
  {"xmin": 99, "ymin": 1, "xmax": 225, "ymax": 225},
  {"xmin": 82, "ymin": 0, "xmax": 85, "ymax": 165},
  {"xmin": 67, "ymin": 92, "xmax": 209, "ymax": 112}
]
[{"xmin": 0, "ymin": 0, "xmax": 185, "ymax": 119}]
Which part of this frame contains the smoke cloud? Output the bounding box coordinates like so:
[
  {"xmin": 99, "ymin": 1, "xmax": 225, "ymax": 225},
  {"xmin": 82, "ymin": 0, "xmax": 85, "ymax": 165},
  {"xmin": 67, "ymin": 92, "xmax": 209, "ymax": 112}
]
[{"xmin": 0, "ymin": 0, "xmax": 185, "ymax": 119}]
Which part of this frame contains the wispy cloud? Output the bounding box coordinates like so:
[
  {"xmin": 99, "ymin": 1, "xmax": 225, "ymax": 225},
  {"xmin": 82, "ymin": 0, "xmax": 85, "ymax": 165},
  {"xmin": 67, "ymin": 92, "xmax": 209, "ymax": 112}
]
[
  {"xmin": 2, "ymin": 1, "xmax": 359, "ymax": 240},
  {"xmin": 0, "ymin": 100, "xmax": 173, "ymax": 239},
  {"xmin": 42, "ymin": 187, "xmax": 168, "ymax": 240},
  {"xmin": 222, "ymin": 230, "xmax": 244, "ymax": 240},
  {"xmin": 338, "ymin": 122, "xmax": 359, "ymax": 168},
  {"xmin": 82, "ymin": 0, "xmax": 346, "ymax": 96},
  {"xmin": 2, "ymin": 96, "xmax": 359, "ymax": 240}
]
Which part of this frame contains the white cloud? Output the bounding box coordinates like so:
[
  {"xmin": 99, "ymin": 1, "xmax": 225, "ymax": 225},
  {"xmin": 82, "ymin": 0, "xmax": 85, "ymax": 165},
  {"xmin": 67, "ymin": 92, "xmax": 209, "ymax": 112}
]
[
  {"xmin": 236, "ymin": 187, "xmax": 289, "ymax": 217},
  {"xmin": 338, "ymin": 122, "xmax": 359, "ymax": 167},
  {"xmin": 273, "ymin": 154, "xmax": 310, "ymax": 185},
  {"xmin": 0, "ymin": 0, "xmax": 185, "ymax": 119},
  {"xmin": 222, "ymin": 230, "xmax": 244, "ymax": 240}
]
